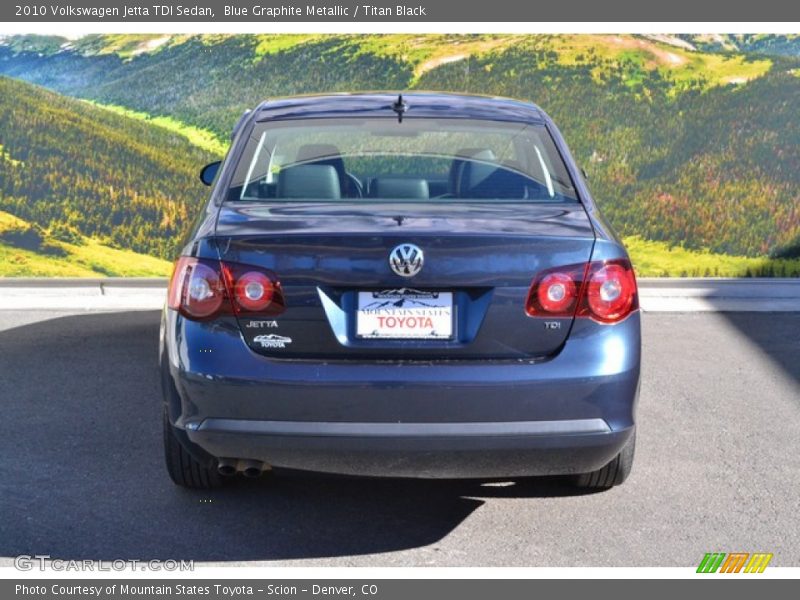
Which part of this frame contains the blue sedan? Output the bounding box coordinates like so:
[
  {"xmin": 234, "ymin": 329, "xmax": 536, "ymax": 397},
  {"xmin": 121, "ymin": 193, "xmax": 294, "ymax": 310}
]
[{"xmin": 160, "ymin": 92, "xmax": 640, "ymax": 490}]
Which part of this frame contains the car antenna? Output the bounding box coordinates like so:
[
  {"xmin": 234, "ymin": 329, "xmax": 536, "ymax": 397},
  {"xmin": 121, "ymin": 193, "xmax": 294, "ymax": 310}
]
[{"xmin": 392, "ymin": 94, "xmax": 408, "ymax": 123}]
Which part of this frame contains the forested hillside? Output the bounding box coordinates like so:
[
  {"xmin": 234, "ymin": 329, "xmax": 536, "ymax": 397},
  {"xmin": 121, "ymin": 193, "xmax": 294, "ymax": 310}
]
[
  {"xmin": 0, "ymin": 33, "xmax": 798, "ymax": 271},
  {"xmin": 0, "ymin": 76, "xmax": 218, "ymax": 261},
  {"xmin": 680, "ymin": 34, "xmax": 800, "ymax": 56},
  {"xmin": 0, "ymin": 35, "xmax": 414, "ymax": 138},
  {"xmin": 415, "ymin": 38, "xmax": 800, "ymax": 258},
  {"xmin": 0, "ymin": 209, "xmax": 170, "ymax": 276}
]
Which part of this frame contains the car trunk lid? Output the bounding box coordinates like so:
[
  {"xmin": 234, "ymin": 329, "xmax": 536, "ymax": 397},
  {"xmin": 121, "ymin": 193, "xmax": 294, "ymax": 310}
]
[{"xmin": 214, "ymin": 201, "xmax": 595, "ymax": 360}]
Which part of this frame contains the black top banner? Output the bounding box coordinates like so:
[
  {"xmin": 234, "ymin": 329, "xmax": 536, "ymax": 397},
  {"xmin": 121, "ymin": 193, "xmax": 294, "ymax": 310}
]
[{"xmin": 4, "ymin": 0, "xmax": 799, "ymax": 22}]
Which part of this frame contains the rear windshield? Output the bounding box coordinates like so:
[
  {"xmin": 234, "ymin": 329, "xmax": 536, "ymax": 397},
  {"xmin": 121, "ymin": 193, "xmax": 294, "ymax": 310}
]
[{"xmin": 227, "ymin": 118, "xmax": 578, "ymax": 203}]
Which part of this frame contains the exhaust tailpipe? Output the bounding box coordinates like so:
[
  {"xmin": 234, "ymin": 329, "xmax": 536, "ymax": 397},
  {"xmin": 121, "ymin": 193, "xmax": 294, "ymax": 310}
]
[
  {"xmin": 217, "ymin": 457, "xmax": 238, "ymax": 476},
  {"xmin": 238, "ymin": 459, "xmax": 270, "ymax": 478}
]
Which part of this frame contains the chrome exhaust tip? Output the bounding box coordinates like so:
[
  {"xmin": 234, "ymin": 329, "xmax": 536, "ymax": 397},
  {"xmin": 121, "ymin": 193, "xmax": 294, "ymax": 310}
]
[
  {"xmin": 217, "ymin": 457, "xmax": 238, "ymax": 476},
  {"xmin": 239, "ymin": 459, "xmax": 269, "ymax": 478}
]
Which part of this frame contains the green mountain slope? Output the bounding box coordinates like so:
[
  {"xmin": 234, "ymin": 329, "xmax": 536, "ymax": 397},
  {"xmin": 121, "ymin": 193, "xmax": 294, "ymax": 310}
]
[
  {"xmin": 0, "ymin": 76, "xmax": 219, "ymax": 262},
  {"xmin": 680, "ymin": 34, "xmax": 800, "ymax": 57},
  {"xmin": 1, "ymin": 34, "xmax": 799, "ymax": 268},
  {"xmin": 0, "ymin": 210, "xmax": 170, "ymax": 276},
  {"xmin": 0, "ymin": 35, "xmax": 413, "ymax": 138}
]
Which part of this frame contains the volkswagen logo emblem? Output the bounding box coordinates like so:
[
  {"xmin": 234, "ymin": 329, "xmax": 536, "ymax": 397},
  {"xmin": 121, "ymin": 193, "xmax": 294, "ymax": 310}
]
[{"xmin": 389, "ymin": 243, "xmax": 424, "ymax": 277}]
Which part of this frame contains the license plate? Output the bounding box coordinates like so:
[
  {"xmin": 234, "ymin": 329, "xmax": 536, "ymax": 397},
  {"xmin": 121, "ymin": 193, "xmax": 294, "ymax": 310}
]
[{"xmin": 356, "ymin": 289, "xmax": 453, "ymax": 339}]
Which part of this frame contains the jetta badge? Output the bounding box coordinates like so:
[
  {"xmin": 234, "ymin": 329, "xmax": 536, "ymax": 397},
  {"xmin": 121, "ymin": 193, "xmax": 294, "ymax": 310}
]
[{"xmin": 389, "ymin": 243, "xmax": 424, "ymax": 277}]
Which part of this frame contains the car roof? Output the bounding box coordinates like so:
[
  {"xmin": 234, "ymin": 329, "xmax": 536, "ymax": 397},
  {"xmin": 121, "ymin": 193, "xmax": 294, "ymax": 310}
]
[{"xmin": 253, "ymin": 92, "xmax": 546, "ymax": 124}]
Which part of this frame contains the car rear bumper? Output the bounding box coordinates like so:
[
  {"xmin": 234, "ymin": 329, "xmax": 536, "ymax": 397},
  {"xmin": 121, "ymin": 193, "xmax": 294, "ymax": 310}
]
[
  {"xmin": 185, "ymin": 417, "xmax": 633, "ymax": 478},
  {"xmin": 161, "ymin": 309, "xmax": 641, "ymax": 478}
]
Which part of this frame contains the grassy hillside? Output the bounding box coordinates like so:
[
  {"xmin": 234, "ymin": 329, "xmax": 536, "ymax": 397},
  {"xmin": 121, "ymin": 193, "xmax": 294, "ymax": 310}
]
[
  {"xmin": 82, "ymin": 100, "xmax": 228, "ymax": 155},
  {"xmin": 0, "ymin": 76, "xmax": 220, "ymax": 262},
  {"xmin": 0, "ymin": 34, "xmax": 781, "ymax": 135},
  {"xmin": 0, "ymin": 34, "xmax": 798, "ymax": 277},
  {"xmin": 623, "ymin": 236, "xmax": 800, "ymax": 278},
  {"xmin": 0, "ymin": 210, "xmax": 170, "ymax": 276}
]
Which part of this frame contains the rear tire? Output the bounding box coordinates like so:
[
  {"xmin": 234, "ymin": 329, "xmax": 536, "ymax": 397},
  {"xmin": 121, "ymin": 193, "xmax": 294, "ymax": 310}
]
[
  {"xmin": 163, "ymin": 409, "xmax": 224, "ymax": 490},
  {"xmin": 575, "ymin": 431, "xmax": 635, "ymax": 489}
]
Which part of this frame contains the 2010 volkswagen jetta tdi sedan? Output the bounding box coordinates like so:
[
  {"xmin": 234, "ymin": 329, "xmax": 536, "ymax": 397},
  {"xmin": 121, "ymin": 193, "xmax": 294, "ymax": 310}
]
[{"xmin": 160, "ymin": 92, "xmax": 640, "ymax": 490}]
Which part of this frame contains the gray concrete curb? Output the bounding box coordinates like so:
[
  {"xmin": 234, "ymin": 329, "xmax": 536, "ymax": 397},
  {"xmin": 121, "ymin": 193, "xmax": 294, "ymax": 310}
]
[{"xmin": 0, "ymin": 278, "xmax": 797, "ymax": 311}]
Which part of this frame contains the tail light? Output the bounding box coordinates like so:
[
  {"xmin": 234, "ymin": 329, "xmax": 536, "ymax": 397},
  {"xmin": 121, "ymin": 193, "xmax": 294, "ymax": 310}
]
[
  {"xmin": 231, "ymin": 270, "xmax": 275, "ymax": 312},
  {"xmin": 582, "ymin": 261, "xmax": 638, "ymax": 322},
  {"xmin": 167, "ymin": 257, "xmax": 285, "ymax": 321},
  {"xmin": 526, "ymin": 263, "xmax": 587, "ymax": 317},
  {"xmin": 526, "ymin": 259, "xmax": 638, "ymax": 324}
]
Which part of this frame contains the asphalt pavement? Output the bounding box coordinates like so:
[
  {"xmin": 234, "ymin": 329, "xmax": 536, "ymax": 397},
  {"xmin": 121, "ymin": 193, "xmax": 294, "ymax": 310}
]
[{"xmin": 0, "ymin": 310, "xmax": 798, "ymax": 567}]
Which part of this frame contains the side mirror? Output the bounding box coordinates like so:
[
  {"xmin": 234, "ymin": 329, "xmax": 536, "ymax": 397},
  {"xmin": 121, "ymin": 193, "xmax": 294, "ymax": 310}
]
[{"xmin": 199, "ymin": 161, "xmax": 221, "ymax": 186}]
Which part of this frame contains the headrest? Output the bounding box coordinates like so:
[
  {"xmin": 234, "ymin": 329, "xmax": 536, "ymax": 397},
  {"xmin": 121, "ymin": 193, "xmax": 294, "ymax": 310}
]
[
  {"xmin": 464, "ymin": 166, "xmax": 531, "ymax": 199},
  {"xmin": 277, "ymin": 165, "xmax": 341, "ymax": 199},
  {"xmin": 450, "ymin": 148, "xmax": 497, "ymax": 194},
  {"xmin": 369, "ymin": 178, "xmax": 430, "ymax": 199},
  {"xmin": 296, "ymin": 144, "xmax": 350, "ymax": 195}
]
